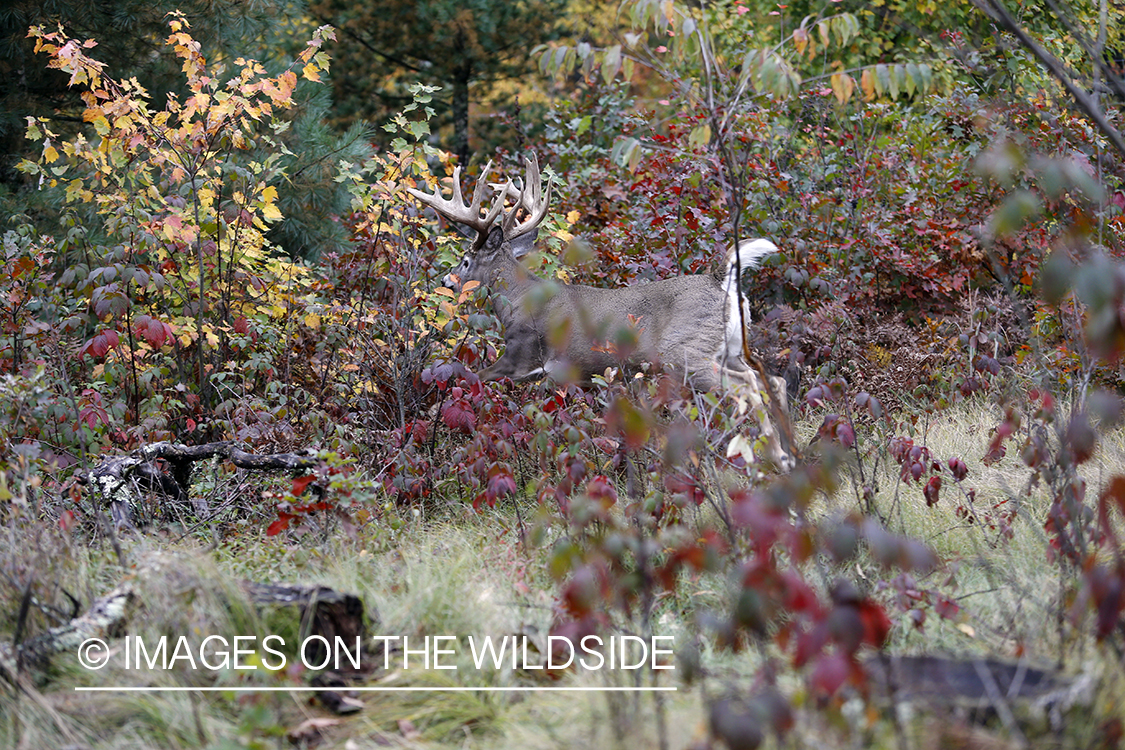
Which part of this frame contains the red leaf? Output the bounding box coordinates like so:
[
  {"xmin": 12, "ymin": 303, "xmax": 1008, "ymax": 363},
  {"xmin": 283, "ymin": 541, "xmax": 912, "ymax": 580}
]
[
  {"xmin": 143, "ymin": 317, "xmax": 169, "ymax": 348},
  {"xmin": 442, "ymin": 400, "xmax": 477, "ymax": 433},
  {"xmin": 291, "ymin": 475, "xmax": 316, "ymax": 496},
  {"xmin": 266, "ymin": 513, "xmax": 294, "ymax": 536},
  {"xmin": 923, "ymin": 476, "xmax": 942, "ymax": 506},
  {"xmin": 855, "ymin": 600, "xmax": 891, "ymax": 648},
  {"xmin": 485, "ymin": 464, "xmax": 516, "ymax": 505},
  {"xmin": 82, "ymin": 329, "xmax": 120, "ymax": 358},
  {"xmin": 585, "ymin": 475, "xmax": 618, "ymax": 508},
  {"xmin": 810, "ymin": 651, "xmax": 850, "ymax": 696},
  {"xmin": 934, "ymin": 596, "xmax": 960, "ymax": 620},
  {"xmin": 562, "ymin": 567, "xmax": 599, "ymax": 618}
]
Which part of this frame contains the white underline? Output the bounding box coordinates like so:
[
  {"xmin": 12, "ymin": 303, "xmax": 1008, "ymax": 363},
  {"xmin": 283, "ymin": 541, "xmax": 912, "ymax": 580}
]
[{"xmin": 74, "ymin": 686, "xmax": 677, "ymax": 693}]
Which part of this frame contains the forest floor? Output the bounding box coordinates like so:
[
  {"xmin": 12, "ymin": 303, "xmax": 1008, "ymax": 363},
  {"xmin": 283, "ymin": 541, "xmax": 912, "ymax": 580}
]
[{"xmin": 2, "ymin": 398, "xmax": 1121, "ymax": 750}]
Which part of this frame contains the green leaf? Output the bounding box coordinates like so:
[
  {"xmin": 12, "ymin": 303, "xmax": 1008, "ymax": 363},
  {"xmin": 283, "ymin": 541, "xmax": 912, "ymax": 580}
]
[
  {"xmin": 611, "ymin": 137, "xmax": 642, "ymax": 172},
  {"xmin": 988, "ymin": 190, "xmax": 1040, "ymax": 237},
  {"xmin": 552, "ymin": 45, "xmax": 569, "ymax": 75},
  {"xmin": 906, "ymin": 63, "xmax": 922, "ymax": 94},
  {"xmin": 602, "ymin": 45, "xmax": 622, "ymax": 85},
  {"xmin": 688, "ymin": 123, "xmax": 711, "ymax": 148},
  {"xmin": 876, "ymin": 64, "xmax": 891, "ymax": 97},
  {"xmin": 918, "ymin": 63, "xmax": 933, "ymax": 92},
  {"xmin": 1039, "ymin": 249, "xmax": 1074, "ymax": 305}
]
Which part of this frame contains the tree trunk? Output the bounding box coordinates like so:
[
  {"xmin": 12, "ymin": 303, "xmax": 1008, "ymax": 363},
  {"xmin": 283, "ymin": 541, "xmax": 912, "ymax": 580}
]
[{"xmin": 451, "ymin": 61, "xmax": 471, "ymax": 166}]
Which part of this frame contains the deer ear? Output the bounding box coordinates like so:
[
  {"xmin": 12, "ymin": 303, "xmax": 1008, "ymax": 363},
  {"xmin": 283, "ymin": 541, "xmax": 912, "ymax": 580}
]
[
  {"xmin": 481, "ymin": 225, "xmax": 506, "ymax": 255},
  {"xmin": 509, "ymin": 228, "xmax": 539, "ymax": 259}
]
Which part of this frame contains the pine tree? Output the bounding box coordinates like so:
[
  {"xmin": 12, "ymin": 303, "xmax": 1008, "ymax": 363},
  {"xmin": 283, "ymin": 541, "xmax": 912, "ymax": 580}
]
[
  {"xmin": 1, "ymin": 0, "xmax": 370, "ymax": 257},
  {"xmin": 310, "ymin": 0, "xmax": 565, "ymax": 165},
  {"xmin": 0, "ymin": 0, "xmax": 301, "ymax": 187}
]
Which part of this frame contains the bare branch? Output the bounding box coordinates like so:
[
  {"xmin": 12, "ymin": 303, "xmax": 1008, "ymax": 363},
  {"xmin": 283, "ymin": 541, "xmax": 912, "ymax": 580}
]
[{"xmin": 973, "ymin": 0, "xmax": 1125, "ymax": 159}]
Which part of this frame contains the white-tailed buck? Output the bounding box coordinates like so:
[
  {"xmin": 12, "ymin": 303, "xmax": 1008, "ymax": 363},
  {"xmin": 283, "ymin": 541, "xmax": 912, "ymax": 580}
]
[{"xmin": 408, "ymin": 155, "xmax": 791, "ymax": 469}]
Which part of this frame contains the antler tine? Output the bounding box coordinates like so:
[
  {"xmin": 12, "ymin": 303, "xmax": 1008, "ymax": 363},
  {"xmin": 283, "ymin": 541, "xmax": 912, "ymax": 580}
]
[
  {"xmin": 502, "ymin": 154, "xmax": 553, "ymax": 239},
  {"xmin": 406, "ymin": 160, "xmax": 507, "ymax": 237},
  {"xmin": 466, "ymin": 161, "xmax": 490, "ymax": 217}
]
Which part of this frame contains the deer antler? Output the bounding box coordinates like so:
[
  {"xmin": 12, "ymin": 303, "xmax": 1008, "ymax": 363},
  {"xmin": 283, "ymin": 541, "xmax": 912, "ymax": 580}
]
[
  {"xmin": 496, "ymin": 154, "xmax": 553, "ymax": 242},
  {"xmin": 407, "ymin": 161, "xmax": 511, "ymax": 245}
]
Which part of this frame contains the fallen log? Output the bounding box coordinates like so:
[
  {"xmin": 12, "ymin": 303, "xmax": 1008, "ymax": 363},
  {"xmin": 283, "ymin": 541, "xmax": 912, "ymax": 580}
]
[
  {"xmin": 864, "ymin": 654, "xmax": 1095, "ymax": 733},
  {"xmin": 0, "ymin": 581, "xmax": 136, "ymax": 679},
  {"xmin": 1, "ymin": 573, "xmax": 374, "ymax": 715},
  {"xmin": 76, "ymin": 441, "xmax": 319, "ymax": 527}
]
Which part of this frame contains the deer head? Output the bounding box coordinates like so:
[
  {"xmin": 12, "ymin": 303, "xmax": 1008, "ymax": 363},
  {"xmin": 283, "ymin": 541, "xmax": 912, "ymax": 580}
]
[{"xmin": 408, "ymin": 156, "xmax": 552, "ymax": 289}]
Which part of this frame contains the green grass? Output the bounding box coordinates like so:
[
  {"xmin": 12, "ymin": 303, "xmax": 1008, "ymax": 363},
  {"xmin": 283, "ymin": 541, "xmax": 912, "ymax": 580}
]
[{"xmin": 2, "ymin": 398, "xmax": 1123, "ymax": 749}]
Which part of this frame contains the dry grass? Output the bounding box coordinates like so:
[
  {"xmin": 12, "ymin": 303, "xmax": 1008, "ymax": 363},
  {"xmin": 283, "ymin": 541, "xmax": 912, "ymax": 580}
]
[{"xmin": 2, "ymin": 398, "xmax": 1124, "ymax": 749}]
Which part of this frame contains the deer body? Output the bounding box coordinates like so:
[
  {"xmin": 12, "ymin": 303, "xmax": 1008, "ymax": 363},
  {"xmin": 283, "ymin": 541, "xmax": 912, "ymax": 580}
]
[
  {"xmin": 409, "ymin": 155, "xmax": 792, "ymax": 469},
  {"xmin": 462, "ymin": 226, "xmax": 778, "ymax": 389}
]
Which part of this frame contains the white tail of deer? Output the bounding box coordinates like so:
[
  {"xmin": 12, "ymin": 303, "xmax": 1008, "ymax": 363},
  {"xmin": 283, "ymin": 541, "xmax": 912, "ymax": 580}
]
[{"xmin": 408, "ymin": 155, "xmax": 792, "ymax": 470}]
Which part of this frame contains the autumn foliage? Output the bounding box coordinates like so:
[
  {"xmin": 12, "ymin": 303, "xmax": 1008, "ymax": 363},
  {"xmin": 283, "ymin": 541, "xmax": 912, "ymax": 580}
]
[{"xmin": 4, "ymin": 5, "xmax": 1125, "ymax": 747}]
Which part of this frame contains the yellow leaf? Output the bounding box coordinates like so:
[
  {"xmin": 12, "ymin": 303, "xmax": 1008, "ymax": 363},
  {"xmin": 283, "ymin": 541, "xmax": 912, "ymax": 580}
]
[
  {"xmin": 433, "ymin": 287, "xmax": 455, "ymax": 298},
  {"xmin": 793, "ymin": 27, "xmax": 808, "ymax": 57},
  {"xmin": 261, "ymin": 185, "xmax": 278, "ymax": 203},
  {"xmin": 304, "ymin": 313, "xmax": 321, "ymax": 329},
  {"xmin": 957, "ymin": 623, "xmax": 976, "ymax": 637},
  {"xmin": 566, "ymin": 209, "xmax": 581, "ymax": 225},
  {"xmin": 830, "ymin": 72, "xmax": 854, "ymax": 104},
  {"xmin": 43, "ymin": 145, "xmax": 58, "ymax": 163},
  {"xmin": 860, "ymin": 68, "xmax": 876, "ymax": 101},
  {"xmin": 262, "ymin": 202, "xmax": 283, "ymax": 221},
  {"xmin": 555, "ymin": 229, "xmax": 574, "ymax": 243},
  {"xmin": 302, "ymin": 63, "xmax": 321, "ymax": 82}
]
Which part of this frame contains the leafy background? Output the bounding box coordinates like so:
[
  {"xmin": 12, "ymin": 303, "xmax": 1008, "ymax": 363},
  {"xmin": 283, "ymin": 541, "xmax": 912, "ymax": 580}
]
[{"xmin": 2, "ymin": 0, "xmax": 1125, "ymax": 748}]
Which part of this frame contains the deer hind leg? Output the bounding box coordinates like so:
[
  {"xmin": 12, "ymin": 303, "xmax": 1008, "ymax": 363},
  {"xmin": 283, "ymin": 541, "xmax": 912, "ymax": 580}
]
[
  {"xmin": 718, "ymin": 364, "xmax": 794, "ymax": 473},
  {"xmin": 767, "ymin": 374, "xmax": 789, "ymax": 414}
]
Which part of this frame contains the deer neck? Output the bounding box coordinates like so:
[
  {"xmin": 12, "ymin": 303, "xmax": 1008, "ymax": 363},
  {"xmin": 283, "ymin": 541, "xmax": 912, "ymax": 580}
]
[{"xmin": 485, "ymin": 255, "xmax": 540, "ymax": 328}]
